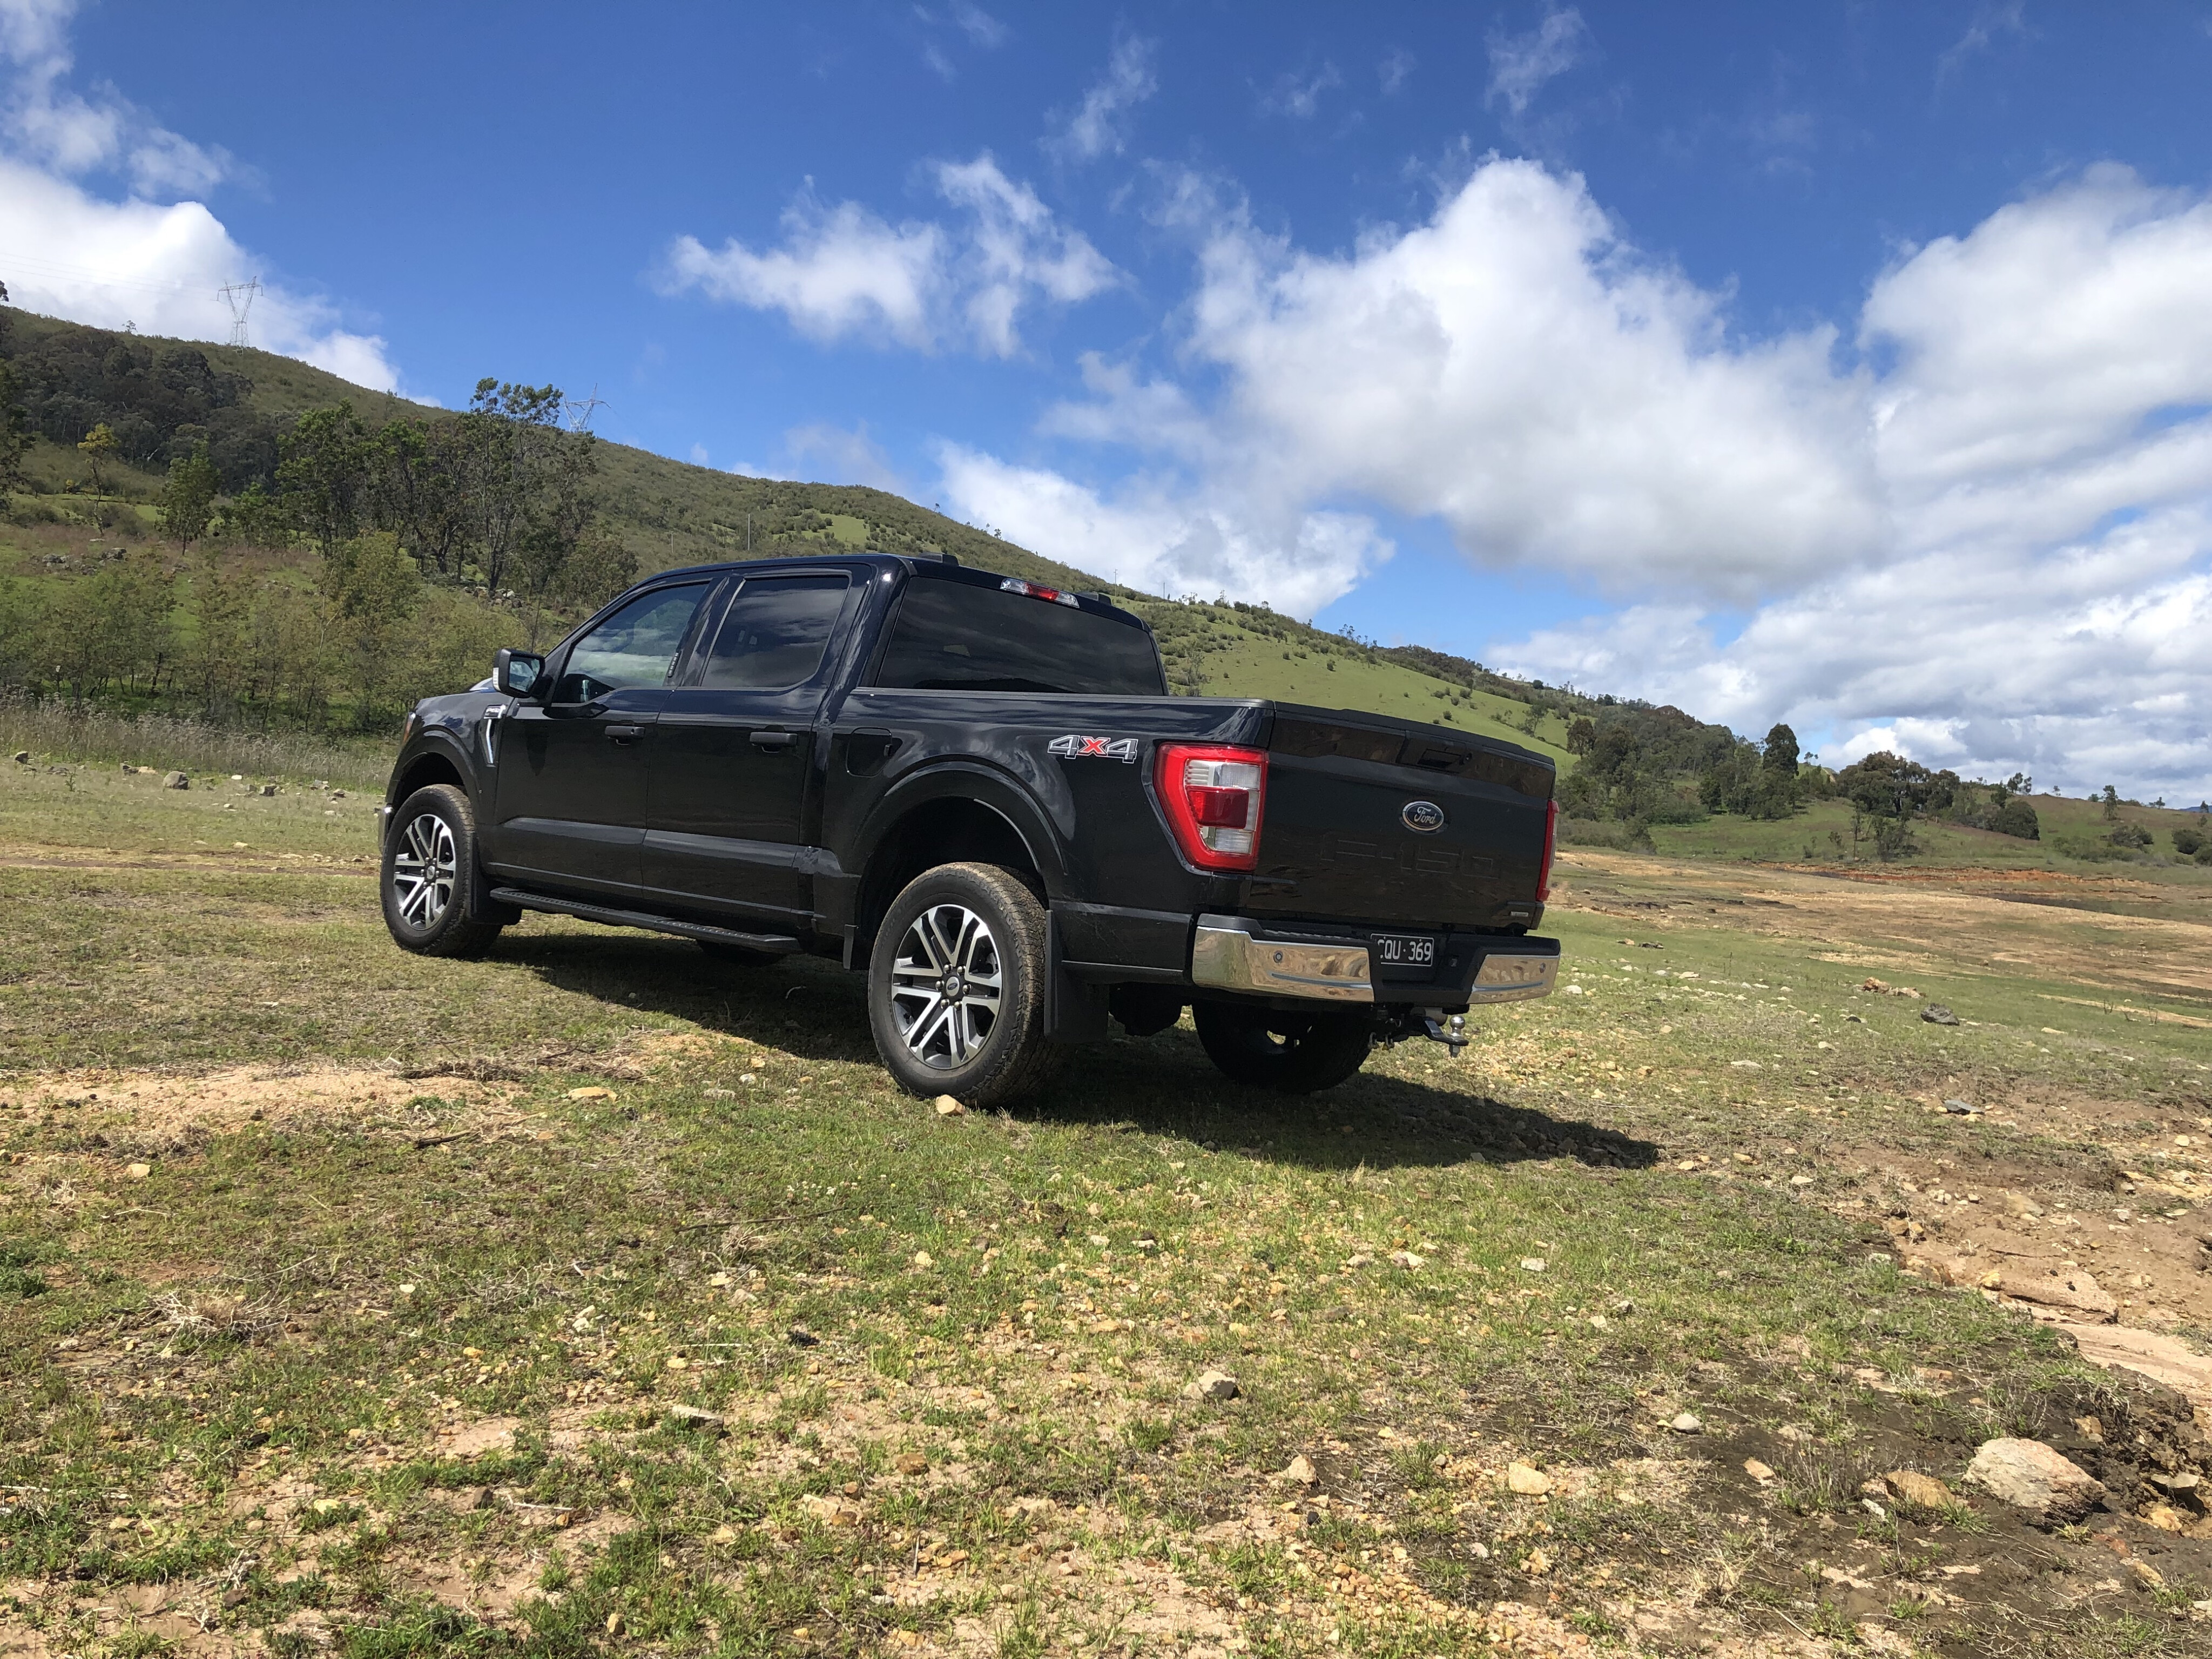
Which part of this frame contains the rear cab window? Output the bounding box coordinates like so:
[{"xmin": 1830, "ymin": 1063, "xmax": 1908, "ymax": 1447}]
[{"xmin": 872, "ymin": 574, "xmax": 1164, "ymax": 696}]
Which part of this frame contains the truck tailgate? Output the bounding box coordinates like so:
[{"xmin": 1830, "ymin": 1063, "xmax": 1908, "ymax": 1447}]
[{"xmin": 1247, "ymin": 705, "xmax": 1554, "ymax": 930}]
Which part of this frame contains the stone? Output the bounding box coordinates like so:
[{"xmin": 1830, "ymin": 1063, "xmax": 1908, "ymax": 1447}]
[
  {"xmin": 894, "ymin": 1452, "xmax": 929, "ymax": 1476},
  {"xmin": 1506, "ymin": 1462, "xmax": 1552, "ymax": 1495},
  {"xmin": 565, "ymin": 1086, "xmax": 613, "ymax": 1101},
  {"xmin": 1743, "ymin": 1458, "xmax": 1776, "ymax": 1483},
  {"xmin": 162, "ymin": 771, "xmax": 188, "ymax": 789},
  {"xmin": 1185, "ymin": 1368, "xmax": 1239, "ymax": 1401},
  {"xmin": 1519, "ymin": 1257, "xmax": 1546, "ymax": 1273},
  {"xmin": 933, "ymin": 1095, "xmax": 965, "ymax": 1116},
  {"xmin": 911, "ymin": 1250, "xmax": 934, "ymax": 1268},
  {"xmin": 1943, "ymin": 1098, "xmax": 1977, "ymax": 1114},
  {"xmin": 1884, "ymin": 1469, "xmax": 1954, "ymax": 1509},
  {"xmin": 666, "ymin": 1404, "xmax": 726, "ymax": 1435},
  {"xmin": 1279, "ymin": 1454, "xmax": 1318, "ymax": 1485},
  {"xmin": 10, "ymin": 751, "xmax": 28, "ymax": 764},
  {"xmin": 1388, "ymin": 1249, "xmax": 1425, "ymax": 1269},
  {"xmin": 1669, "ymin": 1412, "xmax": 1703, "ymax": 1434},
  {"xmin": 1963, "ymin": 1437, "xmax": 2106, "ymax": 1523},
  {"xmin": 124, "ymin": 1162, "xmax": 151, "ymax": 1179},
  {"xmin": 1991, "ymin": 1266, "xmax": 2116, "ymax": 1322},
  {"xmin": 786, "ymin": 1326, "xmax": 820, "ymax": 1347},
  {"xmin": 1924, "ymin": 1006, "xmax": 1961, "ymax": 1026}
]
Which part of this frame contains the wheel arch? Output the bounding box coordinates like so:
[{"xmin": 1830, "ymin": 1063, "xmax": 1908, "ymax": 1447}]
[
  {"xmin": 386, "ymin": 741, "xmax": 473, "ymax": 845},
  {"xmin": 847, "ymin": 765, "xmax": 1067, "ymax": 972}
]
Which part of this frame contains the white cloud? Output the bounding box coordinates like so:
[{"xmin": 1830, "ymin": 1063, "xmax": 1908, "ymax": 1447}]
[
  {"xmin": 662, "ymin": 192, "xmax": 944, "ymax": 349},
  {"xmin": 946, "ymin": 2, "xmax": 1006, "ymax": 48},
  {"xmin": 1486, "ymin": 6, "xmax": 1588, "ymax": 117},
  {"xmin": 1378, "ymin": 49, "xmax": 1414, "ymax": 97},
  {"xmin": 1044, "ymin": 158, "xmax": 1880, "ymax": 601},
  {"xmin": 1049, "ymin": 34, "xmax": 1157, "ymax": 163},
  {"xmin": 1489, "ymin": 165, "xmax": 2212, "ymax": 797},
  {"xmin": 1, "ymin": 0, "xmax": 230, "ymax": 197},
  {"xmin": 0, "ymin": 1, "xmax": 406, "ymax": 393},
  {"xmin": 936, "ymin": 443, "xmax": 1390, "ymax": 616},
  {"xmin": 972, "ymin": 161, "xmax": 2212, "ymax": 795},
  {"xmin": 784, "ymin": 421, "xmax": 902, "ymax": 490},
  {"xmin": 1937, "ymin": 2, "xmax": 2027, "ymax": 85},
  {"xmin": 1260, "ymin": 63, "xmax": 1341, "ymax": 122},
  {"xmin": 0, "ymin": 154, "xmax": 405, "ymax": 392},
  {"xmin": 660, "ymin": 155, "xmax": 1114, "ymax": 358}
]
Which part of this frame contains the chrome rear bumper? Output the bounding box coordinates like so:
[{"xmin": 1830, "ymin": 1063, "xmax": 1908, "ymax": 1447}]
[
  {"xmin": 1189, "ymin": 914, "xmax": 1559, "ymax": 1007},
  {"xmin": 1191, "ymin": 916, "xmax": 1374, "ymax": 1002}
]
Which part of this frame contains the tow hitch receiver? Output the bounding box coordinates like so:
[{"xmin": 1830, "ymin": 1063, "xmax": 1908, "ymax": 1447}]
[{"xmin": 1386, "ymin": 1006, "xmax": 1468, "ymax": 1056}]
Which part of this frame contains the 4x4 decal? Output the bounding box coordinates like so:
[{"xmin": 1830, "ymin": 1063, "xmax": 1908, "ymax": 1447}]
[{"xmin": 1049, "ymin": 734, "xmax": 1139, "ymax": 763}]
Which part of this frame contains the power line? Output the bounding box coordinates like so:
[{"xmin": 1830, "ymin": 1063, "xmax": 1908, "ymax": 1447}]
[{"xmin": 216, "ymin": 277, "xmax": 260, "ymax": 348}]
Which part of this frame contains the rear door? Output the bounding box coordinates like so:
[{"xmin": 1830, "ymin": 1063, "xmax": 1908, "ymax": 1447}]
[
  {"xmin": 642, "ymin": 571, "xmax": 857, "ymax": 925},
  {"xmin": 486, "ymin": 582, "xmax": 709, "ymax": 899},
  {"xmin": 1246, "ymin": 708, "xmax": 1555, "ymax": 932}
]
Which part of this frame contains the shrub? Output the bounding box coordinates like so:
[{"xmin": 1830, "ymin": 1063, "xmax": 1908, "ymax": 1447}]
[
  {"xmin": 2175, "ymin": 826, "xmax": 2205, "ymax": 857},
  {"xmin": 1990, "ymin": 800, "xmax": 2040, "ymax": 840}
]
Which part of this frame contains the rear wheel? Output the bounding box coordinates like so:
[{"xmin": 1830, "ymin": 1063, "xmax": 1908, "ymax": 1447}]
[
  {"xmin": 1192, "ymin": 1001, "xmax": 1372, "ymax": 1092},
  {"xmin": 866, "ymin": 862, "xmax": 1061, "ymax": 1109},
  {"xmin": 381, "ymin": 784, "xmax": 505, "ymax": 958}
]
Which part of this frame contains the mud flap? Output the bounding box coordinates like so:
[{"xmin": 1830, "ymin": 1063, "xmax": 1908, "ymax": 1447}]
[{"xmin": 1045, "ymin": 915, "xmax": 1110, "ymax": 1044}]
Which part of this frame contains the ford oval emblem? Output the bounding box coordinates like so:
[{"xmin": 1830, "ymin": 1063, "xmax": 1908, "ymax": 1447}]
[{"xmin": 1401, "ymin": 800, "xmax": 1446, "ymax": 834}]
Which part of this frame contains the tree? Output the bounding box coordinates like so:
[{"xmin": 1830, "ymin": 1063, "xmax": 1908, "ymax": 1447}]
[
  {"xmin": 1761, "ymin": 723, "xmax": 1799, "ymax": 774},
  {"xmin": 2100, "ymin": 784, "xmax": 2121, "ymax": 820},
  {"xmin": 1566, "ymin": 716, "xmax": 1597, "ymax": 756},
  {"xmin": 321, "ymin": 531, "xmax": 421, "ymax": 725},
  {"xmin": 224, "ymin": 480, "xmax": 285, "ymax": 548},
  {"xmin": 0, "ymin": 361, "xmax": 32, "ymax": 496},
  {"xmin": 158, "ymin": 441, "xmax": 219, "ymax": 551},
  {"xmin": 276, "ymin": 403, "xmax": 370, "ymax": 550},
  {"xmin": 184, "ymin": 545, "xmax": 247, "ymax": 712},
  {"xmin": 77, "ymin": 422, "xmax": 118, "ymax": 500}
]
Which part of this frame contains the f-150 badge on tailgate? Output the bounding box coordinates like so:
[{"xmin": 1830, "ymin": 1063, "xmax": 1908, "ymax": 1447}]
[{"xmin": 1049, "ymin": 734, "xmax": 1139, "ymax": 763}]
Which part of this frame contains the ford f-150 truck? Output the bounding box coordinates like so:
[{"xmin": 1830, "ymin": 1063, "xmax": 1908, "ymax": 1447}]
[{"xmin": 377, "ymin": 552, "xmax": 1561, "ymax": 1107}]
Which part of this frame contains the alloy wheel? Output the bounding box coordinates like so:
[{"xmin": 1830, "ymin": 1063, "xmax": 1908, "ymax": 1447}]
[
  {"xmin": 888, "ymin": 902, "xmax": 1003, "ymax": 1069},
  {"xmin": 390, "ymin": 811, "xmax": 458, "ymax": 929}
]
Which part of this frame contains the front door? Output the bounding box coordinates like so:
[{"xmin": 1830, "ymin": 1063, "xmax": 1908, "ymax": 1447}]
[
  {"xmin": 643, "ymin": 572, "xmax": 854, "ymax": 926},
  {"xmin": 487, "ymin": 582, "xmax": 710, "ymax": 899}
]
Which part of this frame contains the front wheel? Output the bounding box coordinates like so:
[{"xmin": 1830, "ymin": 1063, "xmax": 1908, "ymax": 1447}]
[
  {"xmin": 381, "ymin": 784, "xmax": 505, "ymax": 958},
  {"xmin": 1192, "ymin": 1001, "xmax": 1372, "ymax": 1092},
  {"xmin": 866, "ymin": 862, "xmax": 1061, "ymax": 1109}
]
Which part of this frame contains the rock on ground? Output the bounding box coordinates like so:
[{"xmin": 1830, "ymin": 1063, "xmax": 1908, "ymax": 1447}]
[{"xmin": 1963, "ymin": 1437, "xmax": 2106, "ymax": 1523}]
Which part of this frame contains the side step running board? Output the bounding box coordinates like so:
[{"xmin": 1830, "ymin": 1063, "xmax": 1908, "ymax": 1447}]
[{"xmin": 490, "ymin": 888, "xmax": 802, "ymax": 956}]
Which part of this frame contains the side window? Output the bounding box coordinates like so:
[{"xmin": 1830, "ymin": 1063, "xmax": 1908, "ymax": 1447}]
[
  {"xmin": 697, "ymin": 575, "xmax": 849, "ymax": 690},
  {"xmin": 555, "ymin": 584, "xmax": 707, "ymax": 702}
]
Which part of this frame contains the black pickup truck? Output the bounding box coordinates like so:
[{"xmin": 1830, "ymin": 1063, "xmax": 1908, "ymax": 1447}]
[{"xmin": 377, "ymin": 552, "xmax": 1560, "ymax": 1106}]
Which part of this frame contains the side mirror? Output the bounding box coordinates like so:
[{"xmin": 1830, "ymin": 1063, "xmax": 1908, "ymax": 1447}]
[{"xmin": 494, "ymin": 648, "xmax": 545, "ymax": 697}]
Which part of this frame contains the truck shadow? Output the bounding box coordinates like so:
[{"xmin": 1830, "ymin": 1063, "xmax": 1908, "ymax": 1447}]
[{"xmin": 501, "ymin": 935, "xmax": 1657, "ymax": 1177}]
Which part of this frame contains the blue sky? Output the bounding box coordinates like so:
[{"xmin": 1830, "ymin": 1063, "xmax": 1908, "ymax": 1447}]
[{"xmin": 6, "ymin": 1, "xmax": 2212, "ymax": 799}]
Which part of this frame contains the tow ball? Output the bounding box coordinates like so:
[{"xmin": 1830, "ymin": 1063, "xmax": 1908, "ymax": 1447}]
[{"xmin": 1385, "ymin": 1006, "xmax": 1468, "ymax": 1056}]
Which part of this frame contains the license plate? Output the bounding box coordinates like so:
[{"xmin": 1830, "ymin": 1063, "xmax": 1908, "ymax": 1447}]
[{"xmin": 1373, "ymin": 933, "xmax": 1436, "ymax": 968}]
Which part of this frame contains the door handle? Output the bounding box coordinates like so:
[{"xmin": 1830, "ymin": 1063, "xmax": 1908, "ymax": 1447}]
[
  {"xmin": 605, "ymin": 724, "xmax": 645, "ymax": 745},
  {"xmin": 750, "ymin": 729, "xmax": 798, "ymax": 751}
]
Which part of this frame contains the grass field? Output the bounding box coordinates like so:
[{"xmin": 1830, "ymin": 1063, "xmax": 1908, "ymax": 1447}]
[{"xmin": 3, "ymin": 759, "xmax": 2211, "ymax": 1658}]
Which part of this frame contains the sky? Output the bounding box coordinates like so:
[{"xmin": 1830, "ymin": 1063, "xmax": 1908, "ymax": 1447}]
[{"xmin": 4, "ymin": 0, "xmax": 2211, "ymax": 800}]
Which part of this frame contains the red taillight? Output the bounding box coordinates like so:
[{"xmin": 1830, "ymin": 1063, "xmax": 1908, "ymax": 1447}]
[
  {"xmin": 1155, "ymin": 743, "xmax": 1267, "ymax": 872},
  {"xmin": 1537, "ymin": 798, "xmax": 1559, "ymax": 902}
]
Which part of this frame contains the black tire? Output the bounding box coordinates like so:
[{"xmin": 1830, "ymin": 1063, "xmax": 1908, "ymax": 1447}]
[
  {"xmin": 866, "ymin": 862, "xmax": 1061, "ymax": 1109},
  {"xmin": 1192, "ymin": 1001, "xmax": 1372, "ymax": 1092},
  {"xmin": 381, "ymin": 784, "xmax": 506, "ymax": 959},
  {"xmin": 697, "ymin": 939, "xmax": 784, "ymax": 968}
]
